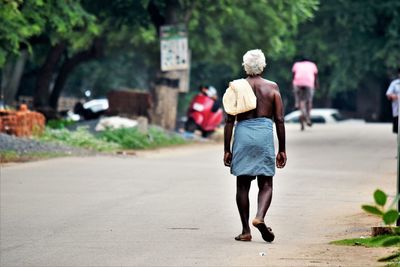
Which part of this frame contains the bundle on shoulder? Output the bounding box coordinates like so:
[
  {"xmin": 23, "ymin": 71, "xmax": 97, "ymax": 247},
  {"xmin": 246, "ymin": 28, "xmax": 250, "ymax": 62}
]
[{"xmin": 222, "ymin": 79, "xmax": 257, "ymax": 116}]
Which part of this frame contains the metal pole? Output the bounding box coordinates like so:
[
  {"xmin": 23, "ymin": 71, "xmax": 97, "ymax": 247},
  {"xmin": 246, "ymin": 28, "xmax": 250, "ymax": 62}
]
[{"xmin": 397, "ymin": 99, "xmax": 400, "ymax": 226}]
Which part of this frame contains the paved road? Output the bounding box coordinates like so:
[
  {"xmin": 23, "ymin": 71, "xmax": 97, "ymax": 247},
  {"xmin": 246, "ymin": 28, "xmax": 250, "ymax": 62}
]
[{"xmin": 1, "ymin": 123, "xmax": 397, "ymax": 266}]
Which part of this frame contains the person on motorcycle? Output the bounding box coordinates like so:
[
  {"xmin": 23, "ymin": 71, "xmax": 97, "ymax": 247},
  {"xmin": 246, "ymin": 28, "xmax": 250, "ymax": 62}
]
[
  {"xmin": 206, "ymin": 86, "xmax": 222, "ymax": 113},
  {"xmin": 185, "ymin": 85, "xmax": 223, "ymax": 137}
]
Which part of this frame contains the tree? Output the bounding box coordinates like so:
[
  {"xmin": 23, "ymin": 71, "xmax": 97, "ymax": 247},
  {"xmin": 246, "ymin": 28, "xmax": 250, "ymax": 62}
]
[
  {"xmin": 0, "ymin": 0, "xmax": 99, "ymax": 111},
  {"xmin": 289, "ymin": 0, "xmax": 400, "ymax": 119},
  {"xmin": 0, "ymin": 0, "xmax": 43, "ymax": 105},
  {"xmin": 146, "ymin": 0, "xmax": 318, "ymax": 129},
  {"xmin": 1, "ymin": 0, "xmax": 318, "ymax": 125}
]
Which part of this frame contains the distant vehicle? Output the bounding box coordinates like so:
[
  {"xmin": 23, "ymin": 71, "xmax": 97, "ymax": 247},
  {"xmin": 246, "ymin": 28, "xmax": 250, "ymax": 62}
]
[
  {"xmin": 284, "ymin": 108, "xmax": 345, "ymax": 124},
  {"xmin": 67, "ymin": 99, "xmax": 109, "ymax": 121},
  {"xmin": 83, "ymin": 99, "xmax": 109, "ymax": 113},
  {"xmin": 185, "ymin": 92, "xmax": 223, "ymax": 137}
]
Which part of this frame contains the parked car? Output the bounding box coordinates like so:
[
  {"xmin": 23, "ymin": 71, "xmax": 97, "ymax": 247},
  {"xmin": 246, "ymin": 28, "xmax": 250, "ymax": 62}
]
[{"xmin": 284, "ymin": 108, "xmax": 345, "ymax": 124}]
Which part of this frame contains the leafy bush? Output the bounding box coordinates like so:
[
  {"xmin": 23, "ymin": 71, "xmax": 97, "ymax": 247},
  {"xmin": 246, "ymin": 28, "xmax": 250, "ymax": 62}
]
[
  {"xmin": 40, "ymin": 127, "xmax": 119, "ymax": 151},
  {"xmin": 99, "ymin": 126, "xmax": 186, "ymax": 149},
  {"xmin": 46, "ymin": 119, "xmax": 75, "ymax": 129},
  {"xmin": 38, "ymin": 125, "xmax": 186, "ymax": 152},
  {"xmin": 362, "ymin": 189, "xmax": 400, "ymax": 226}
]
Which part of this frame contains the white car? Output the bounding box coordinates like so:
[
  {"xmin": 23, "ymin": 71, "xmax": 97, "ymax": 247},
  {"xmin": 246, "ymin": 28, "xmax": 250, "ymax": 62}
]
[{"xmin": 284, "ymin": 108, "xmax": 344, "ymax": 124}]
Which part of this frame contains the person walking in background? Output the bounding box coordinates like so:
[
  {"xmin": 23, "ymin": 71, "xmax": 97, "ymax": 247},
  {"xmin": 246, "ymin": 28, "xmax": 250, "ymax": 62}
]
[
  {"xmin": 223, "ymin": 49, "xmax": 286, "ymax": 243},
  {"xmin": 292, "ymin": 58, "xmax": 319, "ymax": 131},
  {"xmin": 386, "ymin": 68, "xmax": 400, "ymax": 134}
]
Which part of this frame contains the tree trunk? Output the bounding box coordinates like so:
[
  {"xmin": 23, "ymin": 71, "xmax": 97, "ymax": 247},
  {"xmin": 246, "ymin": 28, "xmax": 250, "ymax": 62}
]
[
  {"xmin": 49, "ymin": 39, "xmax": 104, "ymax": 110},
  {"xmin": 148, "ymin": 0, "xmax": 184, "ymax": 130},
  {"xmin": 1, "ymin": 51, "xmax": 28, "ymax": 107},
  {"xmin": 33, "ymin": 42, "xmax": 66, "ymax": 109},
  {"xmin": 152, "ymin": 71, "xmax": 180, "ymax": 130},
  {"xmin": 1, "ymin": 58, "xmax": 13, "ymax": 107}
]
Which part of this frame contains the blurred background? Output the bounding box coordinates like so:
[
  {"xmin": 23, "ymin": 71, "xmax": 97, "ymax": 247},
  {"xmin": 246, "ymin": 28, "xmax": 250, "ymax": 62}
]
[{"xmin": 0, "ymin": 0, "xmax": 399, "ymax": 130}]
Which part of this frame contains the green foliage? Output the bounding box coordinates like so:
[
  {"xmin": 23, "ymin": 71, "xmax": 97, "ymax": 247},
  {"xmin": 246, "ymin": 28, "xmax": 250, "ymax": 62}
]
[
  {"xmin": 362, "ymin": 189, "xmax": 400, "ymax": 226},
  {"xmin": 331, "ymin": 235, "xmax": 400, "ymax": 248},
  {"xmin": 178, "ymin": 90, "xmax": 197, "ymax": 116},
  {"xmin": 384, "ymin": 210, "xmax": 400, "ymax": 226},
  {"xmin": 40, "ymin": 127, "xmax": 119, "ymax": 152},
  {"xmin": 188, "ymin": 0, "xmax": 318, "ymax": 74},
  {"xmin": 34, "ymin": 125, "xmax": 187, "ymax": 153},
  {"xmin": 46, "ymin": 119, "xmax": 75, "ymax": 129},
  {"xmin": 362, "ymin": 205, "xmax": 383, "ymax": 216},
  {"xmin": 331, "ymin": 225, "xmax": 400, "ymax": 265},
  {"xmin": 0, "ymin": 150, "xmax": 19, "ymax": 163},
  {"xmin": 378, "ymin": 250, "xmax": 400, "ymax": 263},
  {"xmin": 63, "ymin": 0, "xmax": 319, "ymax": 114},
  {"xmin": 294, "ymin": 0, "xmax": 400, "ymax": 96},
  {"xmin": 2, "ymin": 0, "xmax": 319, "ymax": 112},
  {"xmin": 374, "ymin": 189, "xmax": 388, "ymax": 206},
  {"xmin": 99, "ymin": 126, "xmax": 186, "ymax": 150},
  {"xmin": 0, "ymin": 0, "xmax": 41, "ymax": 65},
  {"xmin": 0, "ymin": 0, "xmax": 99, "ymax": 68}
]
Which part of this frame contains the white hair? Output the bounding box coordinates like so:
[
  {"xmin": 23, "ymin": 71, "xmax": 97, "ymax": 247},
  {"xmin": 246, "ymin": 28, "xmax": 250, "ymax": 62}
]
[{"xmin": 242, "ymin": 49, "xmax": 266, "ymax": 76}]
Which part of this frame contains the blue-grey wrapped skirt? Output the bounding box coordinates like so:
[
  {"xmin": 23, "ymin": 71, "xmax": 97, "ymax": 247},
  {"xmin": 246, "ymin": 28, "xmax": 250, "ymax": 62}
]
[{"xmin": 231, "ymin": 117, "xmax": 275, "ymax": 177}]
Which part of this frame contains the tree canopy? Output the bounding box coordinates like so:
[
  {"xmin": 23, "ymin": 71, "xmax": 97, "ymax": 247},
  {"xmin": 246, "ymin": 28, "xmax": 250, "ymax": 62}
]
[
  {"xmin": 1, "ymin": 0, "xmax": 318, "ymax": 112},
  {"xmin": 1, "ymin": 0, "xmax": 398, "ymax": 121},
  {"xmin": 295, "ymin": 0, "xmax": 400, "ymax": 95},
  {"xmin": 0, "ymin": 0, "xmax": 99, "ymax": 66}
]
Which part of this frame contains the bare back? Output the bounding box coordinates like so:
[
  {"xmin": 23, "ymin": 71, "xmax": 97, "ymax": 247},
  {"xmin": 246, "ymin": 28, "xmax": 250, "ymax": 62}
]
[
  {"xmin": 223, "ymin": 61, "xmax": 286, "ymax": 171},
  {"xmin": 236, "ymin": 76, "xmax": 279, "ymax": 121}
]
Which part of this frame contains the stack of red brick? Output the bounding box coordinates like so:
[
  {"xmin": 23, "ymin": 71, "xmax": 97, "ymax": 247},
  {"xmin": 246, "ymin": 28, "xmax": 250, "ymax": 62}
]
[{"xmin": 0, "ymin": 105, "xmax": 45, "ymax": 137}]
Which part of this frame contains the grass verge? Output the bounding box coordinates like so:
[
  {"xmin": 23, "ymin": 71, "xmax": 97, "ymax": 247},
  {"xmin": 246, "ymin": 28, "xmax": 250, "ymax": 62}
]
[
  {"xmin": 378, "ymin": 250, "xmax": 400, "ymax": 264},
  {"xmin": 4, "ymin": 126, "xmax": 188, "ymax": 163},
  {"xmin": 99, "ymin": 126, "xmax": 187, "ymax": 150},
  {"xmin": 331, "ymin": 234, "xmax": 400, "ymax": 265},
  {"xmin": 39, "ymin": 127, "xmax": 120, "ymax": 152},
  {"xmin": 38, "ymin": 125, "xmax": 187, "ymax": 151},
  {"xmin": 330, "ymin": 235, "xmax": 400, "ymax": 247},
  {"xmin": 0, "ymin": 150, "xmax": 69, "ymax": 163}
]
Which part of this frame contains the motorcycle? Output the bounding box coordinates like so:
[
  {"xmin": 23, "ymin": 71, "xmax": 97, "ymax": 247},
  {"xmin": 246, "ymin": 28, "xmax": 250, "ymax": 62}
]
[{"xmin": 185, "ymin": 91, "xmax": 223, "ymax": 137}]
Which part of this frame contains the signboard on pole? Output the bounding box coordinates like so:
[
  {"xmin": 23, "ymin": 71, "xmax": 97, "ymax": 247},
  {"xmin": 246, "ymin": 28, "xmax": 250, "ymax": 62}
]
[{"xmin": 160, "ymin": 24, "xmax": 189, "ymax": 71}]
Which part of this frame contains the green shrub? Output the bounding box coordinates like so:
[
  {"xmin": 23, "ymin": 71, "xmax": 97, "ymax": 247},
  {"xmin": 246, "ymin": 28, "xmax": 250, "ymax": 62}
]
[
  {"xmin": 46, "ymin": 119, "xmax": 75, "ymax": 129},
  {"xmin": 40, "ymin": 127, "xmax": 119, "ymax": 151},
  {"xmin": 99, "ymin": 126, "xmax": 186, "ymax": 149},
  {"xmin": 362, "ymin": 189, "xmax": 400, "ymax": 226},
  {"xmin": 38, "ymin": 125, "xmax": 186, "ymax": 152}
]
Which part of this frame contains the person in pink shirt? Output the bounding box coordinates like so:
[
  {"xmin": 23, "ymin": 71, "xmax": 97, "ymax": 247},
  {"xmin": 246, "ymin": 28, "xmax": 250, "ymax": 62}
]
[{"xmin": 292, "ymin": 59, "xmax": 319, "ymax": 130}]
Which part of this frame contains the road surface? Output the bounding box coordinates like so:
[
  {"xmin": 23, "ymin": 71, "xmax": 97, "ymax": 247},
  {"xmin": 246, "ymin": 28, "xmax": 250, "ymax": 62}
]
[{"xmin": 1, "ymin": 123, "xmax": 398, "ymax": 266}]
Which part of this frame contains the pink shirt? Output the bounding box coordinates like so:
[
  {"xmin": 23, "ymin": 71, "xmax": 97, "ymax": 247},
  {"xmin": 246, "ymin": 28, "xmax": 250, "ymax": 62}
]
[{"xmin": 292, "ymin": 61, "xmax": 318, "ymax": 88}]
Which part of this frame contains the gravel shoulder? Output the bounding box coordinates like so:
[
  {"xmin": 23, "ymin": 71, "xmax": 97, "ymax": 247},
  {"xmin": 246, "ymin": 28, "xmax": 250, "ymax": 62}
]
[{"xmin": 0, "ymin": 133, "xmax": 93, "ymax": 163}]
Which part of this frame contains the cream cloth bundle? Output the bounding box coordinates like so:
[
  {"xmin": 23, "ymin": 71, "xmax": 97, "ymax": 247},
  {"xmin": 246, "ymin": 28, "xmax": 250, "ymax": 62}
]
[{"xmin": 222, "ymin": 79, "xmax": 257, "ymax": 115}]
